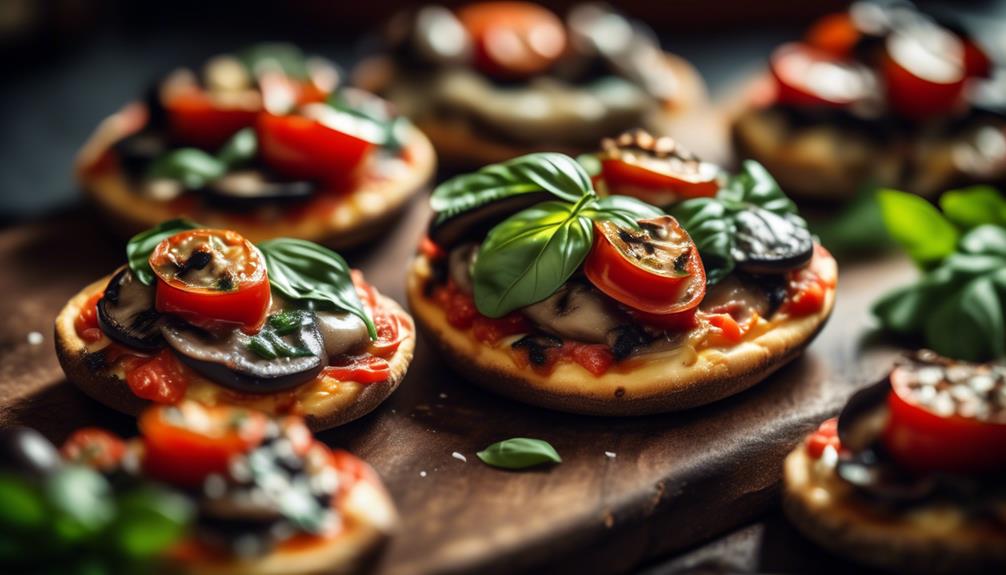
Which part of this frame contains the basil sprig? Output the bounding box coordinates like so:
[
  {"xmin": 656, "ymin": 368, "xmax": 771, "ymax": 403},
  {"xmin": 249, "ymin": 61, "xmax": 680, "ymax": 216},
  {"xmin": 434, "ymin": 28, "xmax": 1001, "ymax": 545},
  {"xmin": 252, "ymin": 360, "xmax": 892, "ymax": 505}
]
[
  {"xmin": 431, "ymin": 153, "xmax": 595, "ymax": 227},
  {"xmin": 126, "ymin": 218, "xmax": 199, "ymax": 285},
  {"xmin": 257, "ymin": 238, "xmax": 376, "ymax": 339},
  {"xmin": 146, "ymin": 127, "xmax": 257, "ymax": 190},
  {"xmin": 476, "ymin": 438, "xmax": 562, "ymax": 470},
  {"xmin": 670, "ymin": 160, "xmax": 806, "ymax": 285},
  {"xmin": 327, "ymin": 89, "xmax": 409, "ymax": 150},
  {"xmin": 248, "ymin": 311, "xmax": 317, "ymax": 360},
  {"xmin": 873, "ymin": 187, "xmax": 1006, "ymax": 361}
]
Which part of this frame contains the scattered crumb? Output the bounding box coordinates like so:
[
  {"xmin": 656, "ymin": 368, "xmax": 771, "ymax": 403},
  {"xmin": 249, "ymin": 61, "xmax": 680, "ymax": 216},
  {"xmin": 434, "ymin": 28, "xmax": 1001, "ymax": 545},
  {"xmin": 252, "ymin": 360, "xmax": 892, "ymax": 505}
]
[
  {"xmin": 419, "ymin": 471, "xmax": 427, "ymax": 477},
  {"xmin": 438, "ymin": 392, "xmax": 448, "ymax": 399},
  {"xmin": 451, "ymin": 451, "xmax": 467, "ymax": 463},
  {"xmin": 27, "ymin": 332, "xmax": 43, "ymax": 346},
  {"xmin": 604, "ymin": 451, "xmax": 616, "ymax": 458},
  {"xmin": 390, "ymin": 409, "xmax": 396, "ymax": 414}
]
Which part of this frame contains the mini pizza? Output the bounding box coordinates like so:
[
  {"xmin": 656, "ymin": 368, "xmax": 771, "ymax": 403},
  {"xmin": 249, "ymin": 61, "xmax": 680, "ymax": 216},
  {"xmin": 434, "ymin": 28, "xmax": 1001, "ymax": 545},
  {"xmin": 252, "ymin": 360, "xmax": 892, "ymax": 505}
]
[
  {"xmin": 784, "ymin": 351, "xmax": 1006, "ymax": 573},
  {"xmin": 406, "ymin": 152, "xmax": 837, "ymax": 415},
  {"xmin": 353, "ymin": 2, "xmax": 705, "ymax": 168},
  {"xmin": 55, "ymin": 221, "xmax": 415, "ymax": 430},
  {"xmin": 76, "ymin": 43, "xmax": 435, "ymax": 249},
  {"xmin": 0, "ymin": 402, "xmax": 397, "ymax": 574},
  {"xmin": 733, "ymin": 1, "xmax": 1005, "ymax": 201}
]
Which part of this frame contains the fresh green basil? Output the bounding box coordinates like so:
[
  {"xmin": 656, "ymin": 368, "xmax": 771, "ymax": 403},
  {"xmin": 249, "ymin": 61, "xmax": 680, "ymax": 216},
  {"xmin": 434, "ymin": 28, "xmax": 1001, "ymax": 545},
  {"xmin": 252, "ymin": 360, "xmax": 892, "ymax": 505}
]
[
  {"xmin": 720, "ymin": 160, "xmax": 799, "ymax": 215},
  {"xmin": 248, "ymin": 311, "xmax": 317, "ymax": 360},
  {"xmin": 327, "ymin": 89, "xmax": 409, "ymax": 150},
  {"xmin": 126, "ymin": 219, "xmax": 200, "ymax": 285},
  {"xmin": 812, "ymin": 187, "xmax": 892, "ymax": 257},
  {"xmin": 476, "ymin": 438, "xmax": 561, "ymax": 469},
  {"xmin": 877, "ymin": 189, "xmax": 959, "ymax": 268},
  {"xmin": 216, "ymin": 127, "xmax": 258, "ymax": 167},
  {"xmin": 939, "ymin": 185, "xmax": 1006, "ymax": 229},
  {"xmin": 584, "ymin": 195, "xmax": 664, "ymax": 228},
  {"xmin": 257, "ymin": 238, "xmax": 376, "ymax": 339},
  {"xmin": 431, "ymin": 153, "xmax": 595, "ymax": 226},
  {"xmin": 147, "ymin": 148, "xmax": 225, "ymax": 189},
  {"xmin": 472, "ymin": 197, "xmax": 595, "ymax": 318},
  {"xmin": 238, "ymin": 42, "xmax": 310, "ymax": 79}
]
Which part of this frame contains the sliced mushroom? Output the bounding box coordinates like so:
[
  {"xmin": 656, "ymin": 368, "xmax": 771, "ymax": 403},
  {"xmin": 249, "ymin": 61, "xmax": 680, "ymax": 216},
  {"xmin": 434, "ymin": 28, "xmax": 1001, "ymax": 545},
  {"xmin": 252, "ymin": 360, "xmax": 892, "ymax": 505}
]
[
  {"xmin": 97, "ymin": 268, "xmax": 166, "ymax": 352},
  {"xmin": 699, "ymin": 274, "xmax": 789, "ymax": 320},
  {"xmin": 162, "ymin": 318, "xmax": 324, "ymax": 394},
  {"xmin": 315, "ymin": 311, "xmax": 370, "ymax": 358},
  {"xmin": 731, "ymin": 207, "xmax": 814, "ymax": 274},
  {"xmin": 447, "ymin": 243, "xmax": 478, "ymax": 294},
  {"xmin": 522, "ymin": 281, "xmax": 629, "ymax": 345},
  {"xmin": 200, "ymin": 170, "xmax": 315, "ymax": 210},
  {"xmin": 429, "ymin": 191, "xmax": 552, "ymax": 249}
]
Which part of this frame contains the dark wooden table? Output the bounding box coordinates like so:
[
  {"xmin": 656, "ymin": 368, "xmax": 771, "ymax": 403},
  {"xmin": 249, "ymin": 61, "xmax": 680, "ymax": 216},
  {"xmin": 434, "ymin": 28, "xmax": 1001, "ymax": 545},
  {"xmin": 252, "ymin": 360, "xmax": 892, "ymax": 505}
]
[{"xmin": 0, "ymin": 194, "xmax": 917, "ymax": 575}]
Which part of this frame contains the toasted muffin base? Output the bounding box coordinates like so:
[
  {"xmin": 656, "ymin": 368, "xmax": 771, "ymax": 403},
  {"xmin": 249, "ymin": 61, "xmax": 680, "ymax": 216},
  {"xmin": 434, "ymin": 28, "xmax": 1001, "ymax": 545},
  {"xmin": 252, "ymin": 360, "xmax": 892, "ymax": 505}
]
[
  {"xmin": 783, "ymin": 444, "xmax": 1006, "ymax": 573},
  {"xmin": 75, "ymin": 103, "xmax": 436, "ymax": 249},
  {"xmin": 405, "ymin": 254, "xmax": 836, "ymax": 415},
  {"xmin": 179, "ymin": 466, "xmax": 398, "ymax": 575},
  {"xmin": 55, "ymin": 275, "xmax": 416, "ymax": 431}
]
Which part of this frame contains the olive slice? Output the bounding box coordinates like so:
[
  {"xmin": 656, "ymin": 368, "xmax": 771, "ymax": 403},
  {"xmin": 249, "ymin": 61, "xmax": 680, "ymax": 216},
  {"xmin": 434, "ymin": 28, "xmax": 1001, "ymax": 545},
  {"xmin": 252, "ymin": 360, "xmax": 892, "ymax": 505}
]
[
  {"xmin": 429, "ymin": 191, "xmax": 551, "ymax": 249},
  {"xmin": 114, "ymin": 131, "xmax": 169, "ymax": 178},
  {"xmin": 731, "ymin": 207, "xmax": 814, "ymax": 274},
  {"xmin": 161, "ymin": 317, "xmax": 324, "ymax": 394},
  {"xmin": 0, "ymin": 427, "xmax": 61, "ymax": 478},
  {"xmin": 97, "ymin": 268, "xmax": 166, "ymax": 352},
  {"xmin": 200, "ymin": 170, "xmax": 315, "ymax": 210}
]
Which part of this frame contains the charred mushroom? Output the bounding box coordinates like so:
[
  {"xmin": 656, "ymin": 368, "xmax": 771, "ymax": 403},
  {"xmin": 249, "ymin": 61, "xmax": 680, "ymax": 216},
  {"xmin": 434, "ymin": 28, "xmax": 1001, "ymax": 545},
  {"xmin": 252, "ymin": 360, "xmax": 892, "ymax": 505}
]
[
  {"xmin": 522, "ymin": 281, "xmax": 629, "ymax": 345},
  {"xmin": 97, "ymin": 268, "xmax": 166, "ymax": 352}
]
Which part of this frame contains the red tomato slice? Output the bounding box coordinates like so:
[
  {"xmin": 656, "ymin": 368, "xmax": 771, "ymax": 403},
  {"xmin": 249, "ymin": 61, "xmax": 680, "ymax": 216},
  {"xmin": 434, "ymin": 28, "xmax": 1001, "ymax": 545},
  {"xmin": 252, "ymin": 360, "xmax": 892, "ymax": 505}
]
[
  {"xmin": 584, "ymin": 216, "xmax": 706, "ymax": 315},
  {"xmin": 883, "ymin": 28, "xmax": 966, "ymax": 120},
  {"xmin": 257, "ymin": 105, "xmax": 379, "ymax": 185},
  {"xmin": 457, "ymin": 2, "xmax": 566, "ymax": 78},
  {"xmin": 140, "ymin": 402, "xmax": 268, "ymax": 488},
  {"xmin": 600, "ymin": 157, "xmax": 719, "ymax": 202},
  {"xmin": 770, "ymin": 43, "xmax": 873, "ymax": 108},
  {"xmin": 75, "ymin": 291, "xmax": 105, "ymax": 343},
  {"xmin": 321, "ymin": 356, "xmax": 391, "ymax": 384},
  {"xmin": 61, "ymin": 428, "xmax": 127, "ymax": 472},
  {"xmin": 883, "ymin": 365, "xmax": 1006, "ymax": 474},
  {"xmin": 806, "ymin": 12, "xmax": 861, "ymax": 58},
  {"xmin": 125, "ymin": 349, "xmax": 189, "ymax": 404},
  {"xmin": 150, "ymin": 229, "xmax": 271, "ymax": 334},
  {"xmin": 164, "ymin": 90, "xmax": 260, "ymax": 150}
]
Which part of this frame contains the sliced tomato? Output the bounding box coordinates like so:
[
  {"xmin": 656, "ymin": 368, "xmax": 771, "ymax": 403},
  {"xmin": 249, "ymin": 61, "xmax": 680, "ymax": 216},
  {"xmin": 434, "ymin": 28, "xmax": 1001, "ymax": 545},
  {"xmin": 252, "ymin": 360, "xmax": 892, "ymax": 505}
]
[
  {"xmin": 140, "ymin": 402, "xmax": 268, "ymax": 488},
  {"xmin": 61, "ymin": 428, "xmax": 126, "ymax": 472},
  {"xmin": 457, "ymin": 2, "xmax": 566, "ymax": 78},
  {"xmin": 125, "ymin": 349, "xmax": 189, "ymax": 404},
  {"xmin": 630, "ymin": 306, "xmax": 698, "ymax": 332},
  {"xmin": 601, "ymin": 156, "xmax": 719, "ymax": 202},
  {"xmin": 257, "ymin": 105, "xmax": 379, "ymax": 185},
  {"xmin": 151, "ymin": 229, "xmax": 271, "ymax": 334},
  {"xmin": 568, "ymin": 343, "xmax": 614, "ymax": 376},
  {"xmin": 164, "ymin": 90, "xmax": 260, "ymax": 150},
  {"xmin": 770, "ymin": 43, "xmax": 872, "ymax": 108},
  {"xmin": 961, "ymin": 38, "xmax": 992, "ymax": 79},
  {"xmin": 805, "ymin": 418, "xmax": 841, "ymax": 459},
  {"xmin": 806, "ymin": 12, "xmax": 860, "ymax": 58},
  {"xmin": 75, "ymin": 291, "xmax": 105, "ymax": 343},
  {"xmin": 883, "ymin": 367, "xmax": 1006, "ymax": 474},
  {"xmin": 883, "ymin": 28, "xmax": 967, "ymax": 120},
  {"xmin": 322, "ymin": 355, "xmax": 391, "ymax": 384},
  {"xmin": 472, "ymin": 312, "xmax": 530, "ymax": 344},
  {"xmin": 783, "ymin": 267, "xmax": 827, "ymax": 317},
  {"xmin": 584, "ymin": 216, "xmax": 706, "ymax": 315}
]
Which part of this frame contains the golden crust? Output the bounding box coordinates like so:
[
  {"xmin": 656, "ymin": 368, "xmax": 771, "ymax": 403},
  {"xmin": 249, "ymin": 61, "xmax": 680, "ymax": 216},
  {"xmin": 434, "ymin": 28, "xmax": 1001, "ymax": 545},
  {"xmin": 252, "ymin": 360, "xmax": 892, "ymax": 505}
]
[
  {"xmin": 54, "ymin": 275, "xmax": 415, "ymax": 432},
  {"xmin": 177, "ymin": 474, "xmax": 398, "ymax": 575},
  {"xmin": 405, "ymin": 254, "xmax": 836, "ymax": 415},
  {"xmin": 783, "ymin": 443, "xmax": 1006, "ymax": 574},
  {"xmin": 75, "ymin": 103, "xmax": 436, "ymax": 249}
]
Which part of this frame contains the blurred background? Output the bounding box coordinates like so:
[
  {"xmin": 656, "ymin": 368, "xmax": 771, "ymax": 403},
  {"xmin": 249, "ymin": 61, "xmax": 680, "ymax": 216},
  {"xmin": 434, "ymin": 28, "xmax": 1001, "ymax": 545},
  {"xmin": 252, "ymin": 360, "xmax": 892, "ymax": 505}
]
[{"xmin": 0, "ymin": 0, "xmax": 1003, "ymax": 222}]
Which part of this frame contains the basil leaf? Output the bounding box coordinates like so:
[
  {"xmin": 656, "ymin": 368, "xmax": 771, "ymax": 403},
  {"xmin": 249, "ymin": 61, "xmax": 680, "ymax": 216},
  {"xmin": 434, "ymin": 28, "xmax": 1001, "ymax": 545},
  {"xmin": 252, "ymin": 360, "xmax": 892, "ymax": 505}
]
[
  {"xmin": 939, "ymin": 185, "xmax": 1006, "ymax": 229},
  {"xmin": 46, "ymin": 466, "xmax": 114, "ymax": 542},
  {"xmin": 960, "ymin": 224, "xmax": 1006, "ymax": 256},
  {"xmin": 813, "ymin": 188, "xmax": 892, "ymax": 257},
  {"xmin": 720, "ymin": 160, "xmax": 798, "ymax": 216},
  {"xmin": 146, "ymin": 149, "xmax": 225, "ymax": 189},
  {"xmin": 585, "ymin": 195, "xmax": 663, "ymax": 228},
  {"xmin": 257, "ymin": 238, "xmax": 376, "ymax": 339},
  {"xmin": 108, "ymin": 486, "xmax": 193, "ymax": 559},
  {"xmin": 477, "ymin": 438, "xmax": 561, "ymax": 469},
  {"xmin": 472, "ymin": 198, "xmax": 595, "ymax": 318},
  {"xmin": 248, "ymin": 311, "xmax": 316, "ymax": 360},
  {"xmin": 0, "ymin": 475, "xmax": 46, "ymax": 532},
  {"xmin": 126, "ymin": 219, "xmax": 200, "ymax": 285},
  {"xmin": 669, "ymin": 198, "xmax": 736, "ymax": 285},
  {"xmin": 924, "ymin": 275, "xmax": 1005, "ymax": 361},
  {"xmin": 239, "ymin": 42, "xmax": 309, "ymax": 79},
  {"xmin": 877, "ymin": 189, "xmax": 959, "ymax": 267},
  {"xmin": 216, "ymin": 128, "xmax": 257, "ymax": 168},
  {"xmin": 327, "ymin": 89, "xmax": 408, "ymax": 150},
  {"xmin": 431, "ymin": 153, "xmax": 594, "ymax": 225}
]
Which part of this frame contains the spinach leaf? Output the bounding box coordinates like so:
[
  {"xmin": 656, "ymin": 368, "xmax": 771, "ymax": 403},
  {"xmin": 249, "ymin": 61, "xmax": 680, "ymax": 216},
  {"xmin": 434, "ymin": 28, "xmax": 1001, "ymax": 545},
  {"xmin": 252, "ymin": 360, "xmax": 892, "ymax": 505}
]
[
  {"xmin": 584, "ymin": 195, "xmax": 664, "ymax": 228},
  {"xmin": 477, "ymin": 438, "xmax": 561, "ymax": 469},
  {"xmin": 257, "ymin": 238, "xmax": 375, "ymax": 338},
  {"xmin": 126, "ymin": 219, "xmax": 200, "ymax": 285},
  {"xmin": 877, "ymin": 189, "xmax": 959, "ymax": 267},
  {"xmin": 473, "ymin": 198, "xmax": 595, "ymax": 318},
  {"xmin": 939, "ymin": 185, "xmax": 1006, "ymax": 229},
  {"xmin": 431, "ymin": 153, "xmax": 594, "ymax": 226}
]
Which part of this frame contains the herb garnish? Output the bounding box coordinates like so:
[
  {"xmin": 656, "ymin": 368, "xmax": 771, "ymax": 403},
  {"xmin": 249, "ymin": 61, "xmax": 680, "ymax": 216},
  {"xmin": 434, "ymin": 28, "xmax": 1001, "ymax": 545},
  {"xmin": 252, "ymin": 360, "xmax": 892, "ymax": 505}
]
[
  {"xmin": 476, "ymin": 438, "xmax": 562, "ymax": 470},
  {"xmin": 146, "ymin": 127, "xmax": 257, "ymax": 190},
  {"xmin": 248, "ymin": 311, "xmax": 316, "ymax": 360}
]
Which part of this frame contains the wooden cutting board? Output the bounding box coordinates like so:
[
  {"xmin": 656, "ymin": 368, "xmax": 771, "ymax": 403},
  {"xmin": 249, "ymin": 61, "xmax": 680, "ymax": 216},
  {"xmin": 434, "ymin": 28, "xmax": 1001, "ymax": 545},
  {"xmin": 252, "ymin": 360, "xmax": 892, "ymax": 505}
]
[{"xmin": 0, "ymin": 200, "xmax": 915, "ymax": 575}]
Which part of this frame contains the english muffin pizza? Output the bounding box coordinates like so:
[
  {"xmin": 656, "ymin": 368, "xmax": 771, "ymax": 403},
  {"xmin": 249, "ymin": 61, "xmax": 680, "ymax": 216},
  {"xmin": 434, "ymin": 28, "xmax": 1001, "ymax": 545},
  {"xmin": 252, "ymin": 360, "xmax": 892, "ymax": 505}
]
[
  {"xmin": 406, "ymin": 152, "xmax": 837, "ymax": 415},
  {"xmin": 76, "ymin": 43, "xmax": 435, "ymax": 249},
  {"xmin": 733, "ymin": 1, "xmax": 1005, "ymax": 201},
  {"xmin": 55, "ymin": 221, "xmax": 414, "ymax": 430},
  {"xmin": 784, "ymin": 351, "xmax": 1006, "ymax": 573},
  {"xmin": 0, "ymin": 402, "xmax": 397, "ymax": 574},
  {"xmin": 354, "ymin": 2, "xmax": 705, "ymax": 168}
]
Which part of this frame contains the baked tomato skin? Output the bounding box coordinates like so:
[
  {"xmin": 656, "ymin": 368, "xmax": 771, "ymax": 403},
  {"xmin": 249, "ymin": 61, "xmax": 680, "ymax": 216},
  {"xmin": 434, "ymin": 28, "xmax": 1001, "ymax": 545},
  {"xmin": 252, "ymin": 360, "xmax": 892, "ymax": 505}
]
[
  {"xmin": 150, "ymin": 229, "xmax": 271, "ymax": 334},
  {"xmin": 256, "ymin": 108, "xmax": 376, "ymax": 185},
  {"xmin": 805, "ymin": 12, "xmax": 860, "ymax": 58},
  {"xmin": 457, "ymin": 2, "xmax": 566, "ymax": 78},
  {"xmin": 164, "ymin": 90, "xmax": 260, "ymax": 150},
  {"xmin": 321, "ymin": 356, "xmax": 391, "ymax": 384},
  {"xmin": 600, "ymin": 157, "xmax": 719, "ymax": 202},
  {"xmin": 770, "ymin": 43, "xmax": 871, "ymax": 108},
  {"xmin": 61, "ymin": 428, "xmax": 126, "ymax": 472},
  {"xmin": 883, "ymin": 370, "xmax": 1006, "ymax": 475},
  {"xmin": 584, "ymin": 216, "xmax": 706, "ymax": 316},
  {"xmin": 75, "ymin": 291, "xmax": 105, "ymax": 343},
  {"xmin": 140, "ymin": 402, "xmax": 267, "ymax": 488},
  {"xmin": 125, "ymin": 349, "xmax": 189, "ymax": 404},
  {"xmin": 882, "ymin": 29, "xmax": 967, "ymax": 120}
]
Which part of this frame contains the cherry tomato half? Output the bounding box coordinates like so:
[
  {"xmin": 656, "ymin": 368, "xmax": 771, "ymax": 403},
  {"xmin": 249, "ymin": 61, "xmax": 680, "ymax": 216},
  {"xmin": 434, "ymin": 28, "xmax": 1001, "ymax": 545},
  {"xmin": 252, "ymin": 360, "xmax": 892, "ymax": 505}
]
[
  {"xmin": 151, "ymin": 229, "xmax": 271, "ymax": 334},
  {"xmin": 806, "ymin": 12, "xmax": 861, "ymax": 58},
  {"xmin": 164, "ymin": 90, "xmax": 260, "ymax": 150},
  {"xmin": 457, "ymin": 2, "xmax": 566, "ymax": 78},
  {"xmin": 883, "ymin": 27, "xmax": 966, "ymax": 120},
  {"xmin": 601, "ymin": 157, "xmax": 719, "ymax": 203},
  {"xmin": 61, "ymin": 428, "xmax": 126, "ymax": 472},
  {"xmin": 882, "ymin": 364, "xmax": 1006, "ymax": 474},
  {"xmin": 770, "ymin": 43, "xmax": 873, "ymax": 108},
  {"xmin": 257, "ymin": 104, "xmax": 380, "ymax": 185},
  {"xmin": 140, "ymin": 402, "xmax": 268, "ymax": 488},
  {"xmin": 584, "ymin": 216, "xmax": 706, "ymax": 315}
]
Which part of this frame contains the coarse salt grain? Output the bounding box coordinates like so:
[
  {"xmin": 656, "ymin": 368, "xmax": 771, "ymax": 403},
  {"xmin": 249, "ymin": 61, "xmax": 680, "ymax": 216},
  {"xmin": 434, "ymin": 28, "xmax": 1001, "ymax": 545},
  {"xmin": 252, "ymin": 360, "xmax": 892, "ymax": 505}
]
[
  {"xmin": 604, "ymin": 451, "xmax": 616, "ymax": 458},
  {"xmin": 451, "ymin": 452, "xmax": 467, "ymax": 462},
  {"xmin": 27, "ymin": 332, "xmax": 43, "ymax": 345},
  {"xmin": 419, "ymin": 471, "xmax": 427, "ymax": 477}
]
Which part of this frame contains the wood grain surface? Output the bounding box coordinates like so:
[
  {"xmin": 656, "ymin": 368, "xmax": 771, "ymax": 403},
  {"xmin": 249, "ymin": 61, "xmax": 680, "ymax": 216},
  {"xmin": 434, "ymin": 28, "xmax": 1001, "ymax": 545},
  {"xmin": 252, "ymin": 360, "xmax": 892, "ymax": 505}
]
[{"xmin": 0, "ymin": 199, "xmax": 916, "ymax": 575}]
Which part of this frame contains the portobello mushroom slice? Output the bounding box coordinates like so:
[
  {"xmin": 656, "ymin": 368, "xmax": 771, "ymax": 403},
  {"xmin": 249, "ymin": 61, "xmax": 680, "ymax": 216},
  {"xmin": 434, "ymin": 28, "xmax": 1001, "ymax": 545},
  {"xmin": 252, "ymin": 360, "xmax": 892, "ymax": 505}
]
[
  {"xmin": 522, "ymin": 281, "xmax": 630, "ymax": 345},
  {"xmin": 200, "ymin": 169, "xmax": 315, "ymax": 210},
  {"xmin": 731, "ymin": 207, "xmax": 814, "ymax": 274},
  {"xmin": 429, "ymin": 191, "xmax": 552, "ymax": 249},
  {"xmin": 161, "ymin": 314, "xmax": 324, "ymax": 394},
  {"xmin": 97, "ymin": 268, "xmax": 166, "ymax": 352}
]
